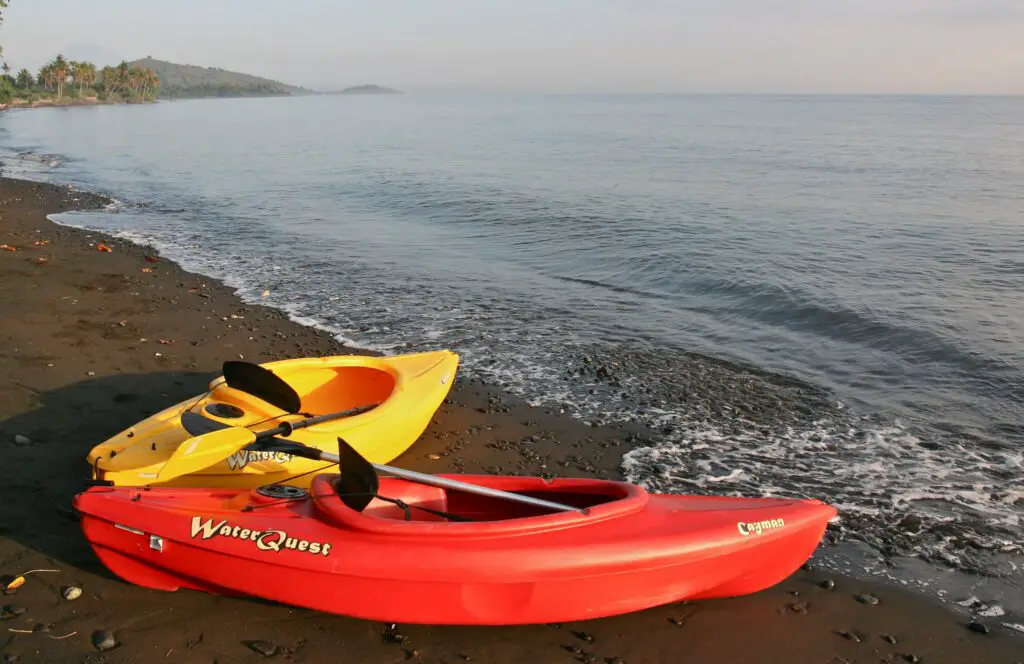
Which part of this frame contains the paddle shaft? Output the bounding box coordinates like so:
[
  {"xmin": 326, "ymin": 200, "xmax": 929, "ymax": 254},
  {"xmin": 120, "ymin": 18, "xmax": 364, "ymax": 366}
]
[
  {"xmin": 256, "ymin": 404, "xmax": 377, "ymax": 441},
  {"xmin": 313, "ymin": 449, "xmax": 585, "ymax": 514}
]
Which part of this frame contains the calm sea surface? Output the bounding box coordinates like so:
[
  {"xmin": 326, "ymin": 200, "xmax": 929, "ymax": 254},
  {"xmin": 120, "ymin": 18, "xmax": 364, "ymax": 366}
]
[{"xmin": 2, "ymin": 94, "xmax": 1022, "ymax": 616}]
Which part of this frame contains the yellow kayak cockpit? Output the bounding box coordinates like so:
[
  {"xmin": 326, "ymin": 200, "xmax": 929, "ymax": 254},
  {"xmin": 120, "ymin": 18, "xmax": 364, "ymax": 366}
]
[{"xmin": 87, "ymin": 350, "xmax": 459, "ymax": 489}]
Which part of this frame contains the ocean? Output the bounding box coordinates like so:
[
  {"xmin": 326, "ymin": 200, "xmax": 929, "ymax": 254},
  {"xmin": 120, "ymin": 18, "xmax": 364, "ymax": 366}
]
[{"xmin": 1, "ymin": 93, "xmax": 1021, "ymax": 616}]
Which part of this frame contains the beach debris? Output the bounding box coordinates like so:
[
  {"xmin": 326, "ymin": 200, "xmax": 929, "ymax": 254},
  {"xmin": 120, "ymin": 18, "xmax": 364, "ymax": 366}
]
[
  {"xmin": 32, "ymin": 240, "xmax": 50, "ymax": 246},
  {"xmin": 900, "ymin": 654, "xmax": 921, "ymax": 663},
  {"xmin": 96, "ymin": 243, "xmax": 112, "ymax": 252},
  {"xmin": 427, "ymin": 453, "xmax": 441, "ymax": 460},
  {"xmin": 86, "ymin": 371, "xmax": 96, "ymax": 377},
  {"xmin": 786, "ymin": 600, "xmax": 809, "ymax": 614},
  {"xmin": 0, "ymin": 244, "xmax": 16, "ymax": 251},
  {"xmin": 968, "ymin": 620, "xmax": 990, "ymax": 635},
  {"xmin": 262, "ymin": 289, "xmax": 271, "ymax": 298},
  {"xmin": 382, "ymin": 623, "xmax": 406, "ymax": 644},
  {"xmin": 855, "ymin": 593, "xmax": 879, "ymax": 605},
  {"xmin": 1, "ymin": 605, "xmax": 26, "ymax": 620},
  {"xmin": 91, "ymin": 629, "xmax": 118, "ymax": 651},
  {"xmin": 819, "ymin": 579, "xmax": 836, "ymax": 590},
  {"xmin": 1, "ymin": 577, "xmax": 25, "ymax": 594},
  {"xmin": 13, "ymin": 435, "xmax": 31, "ymax": 446},
  {"xmin": 881, "ymin": 634, "xmax": 897, "ymax": 644},
  {"xmin": 61, "ymin": 585, "xmax": 82, "ymax": 601},
  {"xmin": 837, "ymin": 630, "xmax": 861, "ymax": 643},
  {"xmin": 144, "ymin": 255, "xmax": 158, "ymax": 263},
  {"xmin": 32, "ymin": 257, "xmax": 48, "ymax": 265},
  {"xmin": 158, "ymin": 339, "xmax": 174, "ymax": 345},
  {"xmin": 141, "ymin": 267, "xmax": 153, "ymax": 273},
  {"xmin": 1, "ymin": 569, "xmax": 60, "ymax": 595},
  {"xmin": 606, "ymin": 658, "xmax": 626, "ymax": 664},
  {"xmin": 244, "ymin": 640, "xmax": 279, "ymax": 657},
  {"xmin": 571, "ymin": 630, "xmax": 594, "ymax": 643},
  {"xmin": 403, "ymin": 648, "xmax": 421, "ymax": 660}
]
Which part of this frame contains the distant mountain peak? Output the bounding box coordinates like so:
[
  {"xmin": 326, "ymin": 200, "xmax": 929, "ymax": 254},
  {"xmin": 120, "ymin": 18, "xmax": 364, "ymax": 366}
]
[
  {"xmin": 329, "ymin": 84, "xmax": 403, "ymax": 95},
  {"xmin": 127, "ymin": 58, "xmax": 314, "ymax": 99}
]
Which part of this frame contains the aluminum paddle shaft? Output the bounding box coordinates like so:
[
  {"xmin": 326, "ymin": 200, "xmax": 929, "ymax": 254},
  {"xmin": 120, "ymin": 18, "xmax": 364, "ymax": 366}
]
[{"xmin": 317, "ymin": 450, "xmax": 586, "ymax": 514}]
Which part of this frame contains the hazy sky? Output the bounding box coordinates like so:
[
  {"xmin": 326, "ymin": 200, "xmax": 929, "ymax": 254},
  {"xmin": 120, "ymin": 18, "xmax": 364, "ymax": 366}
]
[{"xmin": 2, "ymin": 0, "xmax": 1023, "ymax": 93}]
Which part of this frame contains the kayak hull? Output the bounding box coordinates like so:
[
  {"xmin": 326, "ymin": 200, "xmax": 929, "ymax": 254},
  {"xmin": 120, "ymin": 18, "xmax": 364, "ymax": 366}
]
[
  {"xmin": 86, "ymin": 351, "xmax": 458, "ymax": 488},
  {"xmin": 74, "ymin": 475, "xmax": 837, "ymax": 625}
]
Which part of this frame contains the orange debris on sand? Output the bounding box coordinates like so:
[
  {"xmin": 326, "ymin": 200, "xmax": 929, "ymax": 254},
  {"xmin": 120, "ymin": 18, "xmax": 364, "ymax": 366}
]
[
  {"xmin": 0, "ymin": 244, "xmax": 16, "ymax": 251},
  {"xmin": 96, "ymin": 243, "xmax": 112, "ymax": 252}
]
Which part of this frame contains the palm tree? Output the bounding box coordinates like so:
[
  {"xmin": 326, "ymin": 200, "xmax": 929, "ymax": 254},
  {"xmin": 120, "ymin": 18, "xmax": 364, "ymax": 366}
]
[
  {"xmin": 51, "ymin": 54, "xmax": 68, "ymax": 98},
  {"xmin": 72, "ymin": 61, "xmax": 96, "ymax": 94},
  {"xmin": 15, "ymin": 68, "xmax": 32, "ymax": 89},
  {"xmin": 38, "ymin": 63, "xmax": 54, "ymax": 90}
]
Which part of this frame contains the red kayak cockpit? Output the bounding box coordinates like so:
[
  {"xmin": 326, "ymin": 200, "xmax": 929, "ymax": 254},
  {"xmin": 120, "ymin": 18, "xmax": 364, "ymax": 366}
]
[{"xmin": 309, "ymin": 474, "xmax": 650, "ymax": 535}]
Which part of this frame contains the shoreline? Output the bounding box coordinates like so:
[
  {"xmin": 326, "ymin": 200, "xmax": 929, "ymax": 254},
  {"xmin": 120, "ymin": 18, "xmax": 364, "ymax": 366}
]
[
  {"xmin": 0, "ymin": 98, "xmax": 158, "ymax": 112},
  {"xmin": 1, "ymin": 175, "xmax": 1021, "ymax": 662}
]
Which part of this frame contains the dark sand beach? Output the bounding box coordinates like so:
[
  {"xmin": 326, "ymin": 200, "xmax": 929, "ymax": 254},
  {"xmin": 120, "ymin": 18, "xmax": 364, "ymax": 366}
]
[{"xmin": 1, "ymin": 176, "xmax": 1021, "ymax": 663}]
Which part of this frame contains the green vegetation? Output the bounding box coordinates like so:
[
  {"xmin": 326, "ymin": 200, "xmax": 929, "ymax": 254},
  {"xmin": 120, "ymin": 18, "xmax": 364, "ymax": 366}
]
[
  {"xmin": 0, "ymin": 53, "xmax": 160, "ymax": 106},
  {"xmin": 130, "ymin": 57, "xmax": 312, "ymax": 99}
]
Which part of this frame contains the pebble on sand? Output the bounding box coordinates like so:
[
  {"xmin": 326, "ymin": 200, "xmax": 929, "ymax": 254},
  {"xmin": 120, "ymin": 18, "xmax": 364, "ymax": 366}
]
[
  {"xmin": 61, "ymin": 585, "xmax": 82, "ymax": 601},
  {"xmin": 12, "ymin": 435, "xmax": 31, "ymax": 446},
  {"xmin": 855, "ymin": 593, "xmax": 880, "ymax": 605},
  {"xmin": 91, "ymin": 629, "xmax": 117, "ymax": 651},
  {"xmin": 819, "ymin": 579, "xmax": 836, "ymax": 590},
  {"xmin": 968, "ymin": 621, "xmax": 991, "ymax": 635},
  {"xmin": 245, "ymin": 640, "xmax": 279, "ymax": 657}
]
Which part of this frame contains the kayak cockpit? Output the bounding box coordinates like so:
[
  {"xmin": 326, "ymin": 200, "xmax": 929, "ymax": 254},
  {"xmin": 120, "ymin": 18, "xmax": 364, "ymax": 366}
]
[{"xmin": 310, "ymin": 474, "xmax": 649, "ymax": 534}]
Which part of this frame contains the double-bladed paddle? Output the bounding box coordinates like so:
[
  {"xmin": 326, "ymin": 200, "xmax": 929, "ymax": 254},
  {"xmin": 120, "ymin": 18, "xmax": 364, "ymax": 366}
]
[
  {"xmin": 160, "ymin": 403, "xmax": 379, "ymax": 478},
  {"xmin": 156, "ymin": 422, "xmax": 585, "ymax": 515}
]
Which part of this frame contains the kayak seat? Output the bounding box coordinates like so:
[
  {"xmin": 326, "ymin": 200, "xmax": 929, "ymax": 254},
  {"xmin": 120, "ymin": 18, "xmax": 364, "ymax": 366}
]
[{"xmin": 362, "ymin": 486, "xmax": 451, "ymax": 523}]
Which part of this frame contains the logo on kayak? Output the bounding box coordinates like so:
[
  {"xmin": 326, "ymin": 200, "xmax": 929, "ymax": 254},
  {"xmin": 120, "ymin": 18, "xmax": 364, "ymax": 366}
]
[
  {"xmin": 225, "ymin": 450, "xmax": 294, "ymax": 471},
  {"xmin": 190, "ymin": 517, "xmax": 332, "ymax": 556},
  {"xmin": 736, "ymin": 518, "xmax": 785, "ymax": 537}
]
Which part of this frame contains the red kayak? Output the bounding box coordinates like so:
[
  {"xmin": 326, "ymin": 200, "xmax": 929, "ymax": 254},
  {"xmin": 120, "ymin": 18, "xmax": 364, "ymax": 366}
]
[{"xmin": 73, "ymin": 472, "xmax": 836, "ymax": 625}]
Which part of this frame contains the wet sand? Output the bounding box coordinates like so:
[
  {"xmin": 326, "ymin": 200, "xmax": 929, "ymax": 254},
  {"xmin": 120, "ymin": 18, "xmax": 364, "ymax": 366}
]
[{"xmin": 1, "ymin": 176, "xmax": 1021, "ymax": 663}]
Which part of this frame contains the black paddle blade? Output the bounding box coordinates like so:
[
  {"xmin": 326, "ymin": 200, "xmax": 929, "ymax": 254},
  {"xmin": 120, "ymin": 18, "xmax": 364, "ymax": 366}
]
[
  {"xmin": 335, "ymin": 436, "xmax": 378, "ymax": 513},
  {"xmin": 222, "ymin": 360, "xmax": 302, "ymax": 414},
  {"xmin": 180, "ymin": 411, "xmax": 231, "ymax": 436}
]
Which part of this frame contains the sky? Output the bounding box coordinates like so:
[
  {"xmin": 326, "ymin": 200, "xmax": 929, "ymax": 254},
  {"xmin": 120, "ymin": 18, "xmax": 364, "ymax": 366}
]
[{"xmin": 2, "ymin": 0, "xmax": 1023, "ymax": 94}]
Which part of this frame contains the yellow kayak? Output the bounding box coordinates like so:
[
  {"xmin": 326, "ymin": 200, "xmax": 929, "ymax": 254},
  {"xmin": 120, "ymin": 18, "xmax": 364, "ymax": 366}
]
[{"xmin": 87, "ymin": 350, "xmax": 459, "ymax": 489}]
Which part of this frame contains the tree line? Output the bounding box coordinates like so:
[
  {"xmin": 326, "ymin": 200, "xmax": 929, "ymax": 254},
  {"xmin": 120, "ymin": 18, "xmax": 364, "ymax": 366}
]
[{"xmin": 1, "ymin": 55, "xmax": 161, "ymax": 104}]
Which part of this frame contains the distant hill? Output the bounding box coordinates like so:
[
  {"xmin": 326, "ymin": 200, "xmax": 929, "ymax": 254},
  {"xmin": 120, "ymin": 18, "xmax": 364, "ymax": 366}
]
[
  {"xmin": 326, "ymin": 84, "xmax": 402, "ymax": 95},
  {"xmin": 128, "ymin": 58, "xmax": 313, "ymax": 99}
]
